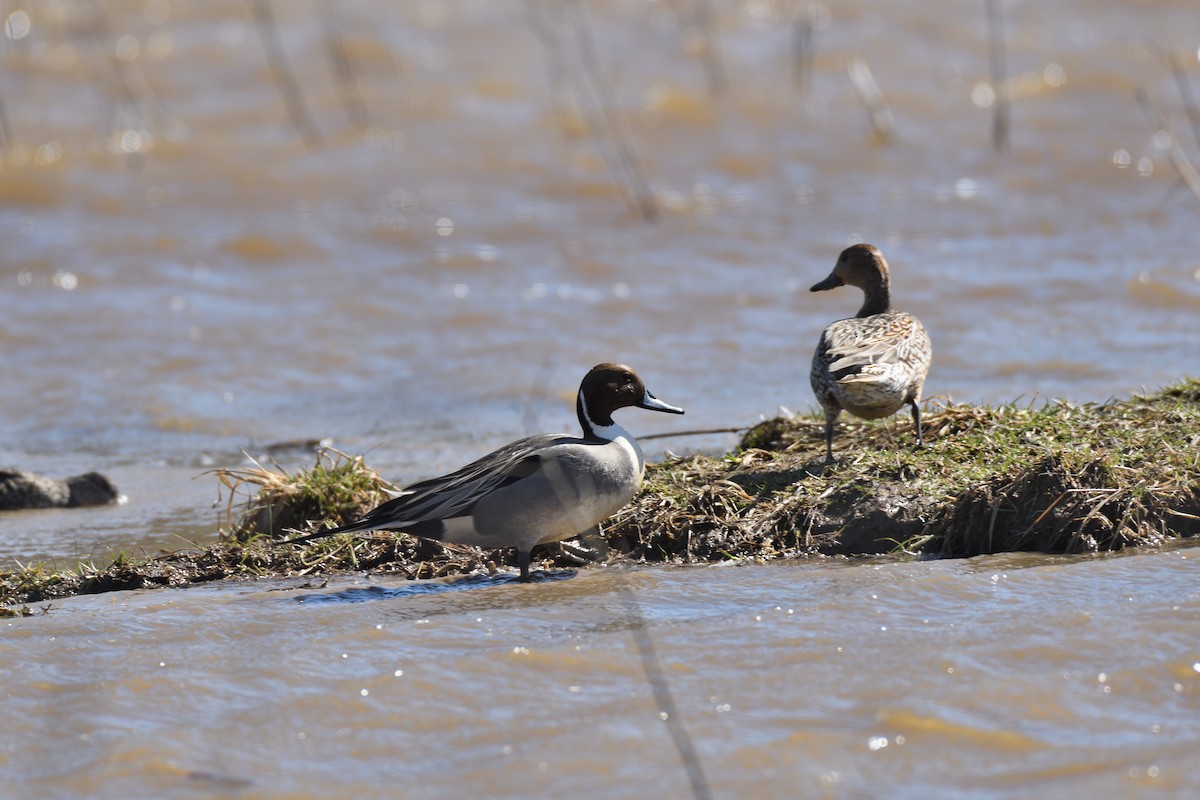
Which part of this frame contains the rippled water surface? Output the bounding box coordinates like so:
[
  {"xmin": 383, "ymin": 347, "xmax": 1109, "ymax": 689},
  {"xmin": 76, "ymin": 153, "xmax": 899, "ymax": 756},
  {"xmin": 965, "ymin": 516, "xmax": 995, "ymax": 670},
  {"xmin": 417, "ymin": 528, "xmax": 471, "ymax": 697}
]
[
  {"xmin": 5, "ymin": 546, "xmax": 1200, "ymax": 798},
  {"xmin": 2, "ymin": 0, "xmax": 1199, "ymax": 796}
]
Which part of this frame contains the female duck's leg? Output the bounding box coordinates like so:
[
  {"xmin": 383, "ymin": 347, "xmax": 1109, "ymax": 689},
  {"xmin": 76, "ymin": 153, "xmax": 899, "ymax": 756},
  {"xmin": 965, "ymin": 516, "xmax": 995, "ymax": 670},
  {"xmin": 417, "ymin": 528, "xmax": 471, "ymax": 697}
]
[
  {"xmin": 823, "ymin": 407, "xmax": 840, "ymax": 463},
  {"xmin": 910, "ymin": 400, "xmax": 923, "ymax": 447}
]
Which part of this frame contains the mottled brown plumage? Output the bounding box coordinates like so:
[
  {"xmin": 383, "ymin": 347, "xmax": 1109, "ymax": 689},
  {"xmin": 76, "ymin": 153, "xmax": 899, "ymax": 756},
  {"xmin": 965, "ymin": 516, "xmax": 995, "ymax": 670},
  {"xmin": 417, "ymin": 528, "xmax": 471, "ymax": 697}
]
[{"xmin": 810, "ymin": 243, "xmax": 932, "ymax": 462}]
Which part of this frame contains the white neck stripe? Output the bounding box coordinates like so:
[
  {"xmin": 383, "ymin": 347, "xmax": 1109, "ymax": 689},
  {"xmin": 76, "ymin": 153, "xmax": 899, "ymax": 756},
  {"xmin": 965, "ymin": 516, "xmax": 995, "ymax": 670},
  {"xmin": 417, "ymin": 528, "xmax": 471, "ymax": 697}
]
[
  {"xmin": 578, "ymin": 391, "xmax": 644, "ymax": 473},
  {"xmin": 591, "ymin": 419, "xmax": 630, "ymax": 442},
  {"xmin": 579, "ymin": 392, "xmax": 605, "ymax": 438}
]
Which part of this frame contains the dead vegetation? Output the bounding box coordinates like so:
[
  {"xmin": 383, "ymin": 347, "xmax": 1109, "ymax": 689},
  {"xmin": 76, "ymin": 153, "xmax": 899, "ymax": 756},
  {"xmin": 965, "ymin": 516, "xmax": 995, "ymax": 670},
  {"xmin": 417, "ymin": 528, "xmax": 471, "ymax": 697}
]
[{"xmin": 3, "ymin": 379, "xmax": 1200, "ymax": 607}]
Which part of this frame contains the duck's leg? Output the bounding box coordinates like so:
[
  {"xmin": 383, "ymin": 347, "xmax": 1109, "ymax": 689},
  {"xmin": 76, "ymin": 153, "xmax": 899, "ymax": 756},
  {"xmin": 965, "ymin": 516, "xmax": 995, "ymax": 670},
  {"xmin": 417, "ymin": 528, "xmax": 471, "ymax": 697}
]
[
  {"xmin": 909, "ymin": 400, "xmax": 924, "ymax": 448},
  {"xmin": 578, "ymin": 525, "xmax": 607, "ymax": 561},
  {"xmin": 823, "ymin": 407, "xmax": 840, "ymax": 463},
  {"xmin": 517, "ymin": 547, "xmax": 532, "ymax": 582},
  {"xmin": 559, "ymin": 527, "xmax": 606, "ymax": 565}
]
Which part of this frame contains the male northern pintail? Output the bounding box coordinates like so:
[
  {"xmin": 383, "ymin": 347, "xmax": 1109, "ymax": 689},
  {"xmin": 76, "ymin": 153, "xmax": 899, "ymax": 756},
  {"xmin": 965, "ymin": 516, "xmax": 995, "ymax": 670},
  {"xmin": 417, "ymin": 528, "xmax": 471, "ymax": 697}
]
[
  {"xmin": 0, "ymin": 469, "xmax": 119, "ymax": 510},
  {"xmin": 286, "ymin": 363, "xmax": 684, "ymax": 580},
  {"xmin": 809, "ymin": 243, "xmax": 932, "ymax": 462}
]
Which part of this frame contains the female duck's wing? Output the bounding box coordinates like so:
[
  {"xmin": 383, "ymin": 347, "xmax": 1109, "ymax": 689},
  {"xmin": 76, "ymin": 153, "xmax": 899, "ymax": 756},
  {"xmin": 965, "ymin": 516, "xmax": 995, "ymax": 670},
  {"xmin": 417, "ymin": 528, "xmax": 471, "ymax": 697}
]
[{"xmin": 823, "ymin": 313, "xmax": 929, "ymax": 378}]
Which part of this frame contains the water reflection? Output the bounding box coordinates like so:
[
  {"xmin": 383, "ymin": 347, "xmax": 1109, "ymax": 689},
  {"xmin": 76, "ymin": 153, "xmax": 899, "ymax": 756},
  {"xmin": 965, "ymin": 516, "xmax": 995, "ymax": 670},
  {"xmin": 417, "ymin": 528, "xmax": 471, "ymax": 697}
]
[{"xmin": 294, "ymin": 568, "xmax": 577, "ymax": 605}]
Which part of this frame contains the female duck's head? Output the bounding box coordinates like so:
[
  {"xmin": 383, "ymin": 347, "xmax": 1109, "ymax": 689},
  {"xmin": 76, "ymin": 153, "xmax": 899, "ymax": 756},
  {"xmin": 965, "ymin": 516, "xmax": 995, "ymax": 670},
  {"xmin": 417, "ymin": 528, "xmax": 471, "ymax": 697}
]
[{"xmin": 810, "ymin": 243, "xmax": 891, "ymax": 318}]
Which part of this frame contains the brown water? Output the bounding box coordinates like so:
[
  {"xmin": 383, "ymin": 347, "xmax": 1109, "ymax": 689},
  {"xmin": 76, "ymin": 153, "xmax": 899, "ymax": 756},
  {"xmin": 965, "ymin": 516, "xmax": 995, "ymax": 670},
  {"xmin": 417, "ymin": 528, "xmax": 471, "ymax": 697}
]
[
  {"xmin": 2, "ymin": 1, "xmax": 1199, "ymax": 796},
  {"xmin": 5, "ymin": 547, "xmax": 1200, "ymax": 798}
]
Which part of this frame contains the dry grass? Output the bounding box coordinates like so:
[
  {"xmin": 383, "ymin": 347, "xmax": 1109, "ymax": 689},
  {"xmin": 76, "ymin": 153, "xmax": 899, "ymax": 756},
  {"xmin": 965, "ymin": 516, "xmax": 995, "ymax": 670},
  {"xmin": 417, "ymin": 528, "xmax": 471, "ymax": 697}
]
[
  {"xmin": 215, "ymin": 447, "xmax": 399, "ymax": 541},
  {"xmin": 614, "ymin": 379, "xmax": 1200, "ymax": 562},
  {"xmin": 3, "ymin": 379, "xmax": 1199, "ymax": 607}
]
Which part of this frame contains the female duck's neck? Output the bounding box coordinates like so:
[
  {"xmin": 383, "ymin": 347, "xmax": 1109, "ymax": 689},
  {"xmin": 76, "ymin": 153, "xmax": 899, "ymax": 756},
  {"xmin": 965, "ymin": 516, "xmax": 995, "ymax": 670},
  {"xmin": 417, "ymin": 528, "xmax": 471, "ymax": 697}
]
[{"xmin": 856, "ymin": 285, "xmax": 891, "ymax": 318}]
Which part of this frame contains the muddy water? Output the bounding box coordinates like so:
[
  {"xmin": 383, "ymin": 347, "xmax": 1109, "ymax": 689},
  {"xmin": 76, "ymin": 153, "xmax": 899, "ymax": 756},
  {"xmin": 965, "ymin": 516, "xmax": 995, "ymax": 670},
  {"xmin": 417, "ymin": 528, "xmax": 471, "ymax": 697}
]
[
  {"xmin": 4, "ymin": 547, "xmax": 1199, "ymax": 798},
  {"xmin": 2, "ymin": 1, "xmax": 1199, "ymax": 796}
]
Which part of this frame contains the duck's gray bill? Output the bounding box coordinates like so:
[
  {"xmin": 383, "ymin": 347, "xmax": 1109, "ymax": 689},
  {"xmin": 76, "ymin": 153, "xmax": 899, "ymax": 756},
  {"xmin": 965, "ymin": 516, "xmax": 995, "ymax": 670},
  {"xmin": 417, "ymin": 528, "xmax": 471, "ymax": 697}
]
[{"xmin": 639, "ymin": 391, "xmax": 685, "ymax": 415}]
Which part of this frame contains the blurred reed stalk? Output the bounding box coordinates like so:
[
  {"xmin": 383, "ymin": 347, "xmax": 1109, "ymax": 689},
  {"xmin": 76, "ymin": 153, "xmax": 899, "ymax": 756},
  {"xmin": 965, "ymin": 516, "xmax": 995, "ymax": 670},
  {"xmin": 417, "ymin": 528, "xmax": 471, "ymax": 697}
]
[
  {"xmin": 317, "ymin": 0, "xmax": 371, "ymax": 128},
  {"xmin": 1136, "ymin": 89, "xmax": 1200, "ymax": 203},
  {"xmin": 565, "ymin": 0, "xmax": 658, "ymax": 221},
  {"xmin": 1161, "ymin": 47, "xmax": 1200, "ymax": 155},
  {"xmin": 526, "ymin": 4, "xmax": 572, "ymax": 141},
  {"xmin": 81, "ymin": 0, "xmax": 167, "ymax": 137},
  {"xmin": 985, "ymin": 0, "xmax": 1010, "ymax": 152},
  {"xmin": 527, "ymin": 0, "xmax": 658, "ymax": 222},
  {"xmin": 248, "ymin": 0, "xmax": 322, "ymax": 147},
  {"xmin": 847, "ymin": 57, "xmax": 894, "ymax": 143},
  {"xmin": 0, "ymin": 95, "xmax": 13, "ymax": 155},
  {"xmin": 683, "ymin": 0, "xmax": 727, "ymax": 97},
  {"xmin": 791, "ymin": 7, "xmax": 817, "ymax": 94}
]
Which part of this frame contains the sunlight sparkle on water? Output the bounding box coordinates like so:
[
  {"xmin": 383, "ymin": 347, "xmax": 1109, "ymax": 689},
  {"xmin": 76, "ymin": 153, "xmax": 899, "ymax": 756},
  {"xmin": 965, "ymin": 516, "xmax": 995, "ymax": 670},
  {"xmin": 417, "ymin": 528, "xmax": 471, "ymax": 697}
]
[
  {"xmin": 971, "ymin": 82, "xmax": 996, "ymax": 109},
  {"xmin": 35, "ymin": 141, "xmax": 63, "ymax": 166},
  {"xmin": 117, "ymin": 130, "xmax": 149, "ymax": 154},
  {"xmin": 115, "ymin": 34, "xmax": 140, "ymax": 61},
  {"xmin": 52, "ymin": 271, "xmax": 78, "ymax": 291},
  {"xmin": 4, "ymin": 10, "xmax": 30, "ymax": 40},
  {"xmin": 955, "ymin": 178, "xmax": 979, "ymax": 199}
]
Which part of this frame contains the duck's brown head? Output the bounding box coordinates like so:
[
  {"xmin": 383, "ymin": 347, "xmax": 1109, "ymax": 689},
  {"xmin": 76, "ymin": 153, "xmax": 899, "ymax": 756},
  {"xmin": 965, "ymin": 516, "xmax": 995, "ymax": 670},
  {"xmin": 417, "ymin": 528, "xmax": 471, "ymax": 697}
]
[{"xmin": 810, "ymin": 243, "xmax": 891, "ymax": 317}]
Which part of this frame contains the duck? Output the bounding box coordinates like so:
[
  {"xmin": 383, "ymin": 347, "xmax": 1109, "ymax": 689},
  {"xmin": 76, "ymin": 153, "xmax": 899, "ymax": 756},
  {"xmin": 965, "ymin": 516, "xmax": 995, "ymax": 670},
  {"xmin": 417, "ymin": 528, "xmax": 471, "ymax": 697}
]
[
  {"xmin": 285, "ymin": 363, "xmax": 684, "ymax": 580},
  {"xmin": 0, "ymin": 469, "xmax": 120, "ymax": 510},
  {"xmin": 809, "ymin": 243, "xmax": 932, "ymax": 462}
]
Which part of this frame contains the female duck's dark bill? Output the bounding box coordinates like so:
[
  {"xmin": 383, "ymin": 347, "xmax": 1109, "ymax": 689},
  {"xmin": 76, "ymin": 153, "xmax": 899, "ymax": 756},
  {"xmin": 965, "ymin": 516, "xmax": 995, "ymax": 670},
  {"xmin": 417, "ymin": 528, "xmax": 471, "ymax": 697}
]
[
  {"xmin": 638, "ymin": 391, "xmax": 684, "ymax": 415},
  {"xmin": 810, "ymin": 273, "xmax": 845, "ymax": 292}
]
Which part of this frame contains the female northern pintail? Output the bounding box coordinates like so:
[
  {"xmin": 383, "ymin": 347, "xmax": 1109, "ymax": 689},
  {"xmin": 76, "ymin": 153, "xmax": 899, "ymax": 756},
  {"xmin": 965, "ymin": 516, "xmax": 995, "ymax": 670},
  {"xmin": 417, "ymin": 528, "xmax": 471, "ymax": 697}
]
[
  {"xmin": 286, "ymin": 363, "xmax": 683, "ymax": 581},
  {"xmin": 809, "ymin": 243, "xmax": 932, "ymax": 462},
  {"xmin": 0, "ymin": 469, "xmax": 119, "ymax": 510}
]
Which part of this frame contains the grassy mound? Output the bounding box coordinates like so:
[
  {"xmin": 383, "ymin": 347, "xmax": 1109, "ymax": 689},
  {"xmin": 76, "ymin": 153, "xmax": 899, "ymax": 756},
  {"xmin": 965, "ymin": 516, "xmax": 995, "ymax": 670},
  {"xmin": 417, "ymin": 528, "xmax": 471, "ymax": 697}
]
[
  {"xmin": 615, "ymin": 385, "xmax": 1200, "ymax": 561},
  {"xmin": 3, "ymin": 379, "xmax": 1199, "ymax": 609}
]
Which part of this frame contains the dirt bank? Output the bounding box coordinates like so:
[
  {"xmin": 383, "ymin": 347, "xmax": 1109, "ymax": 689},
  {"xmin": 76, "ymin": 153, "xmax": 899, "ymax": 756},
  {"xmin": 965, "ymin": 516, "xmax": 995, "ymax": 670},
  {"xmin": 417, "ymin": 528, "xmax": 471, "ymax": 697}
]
[{"xmin": 4, "ymin": 378, "xmax": 1198, "ymax": 612}]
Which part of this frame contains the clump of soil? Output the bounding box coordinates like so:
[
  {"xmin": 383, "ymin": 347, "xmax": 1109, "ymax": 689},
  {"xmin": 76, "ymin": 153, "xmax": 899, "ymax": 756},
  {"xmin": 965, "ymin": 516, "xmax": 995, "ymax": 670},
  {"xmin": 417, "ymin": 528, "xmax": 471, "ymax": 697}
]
[{"xmin": 4, "ymin": 378, "xmax": 1199, "ymax": 607}]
